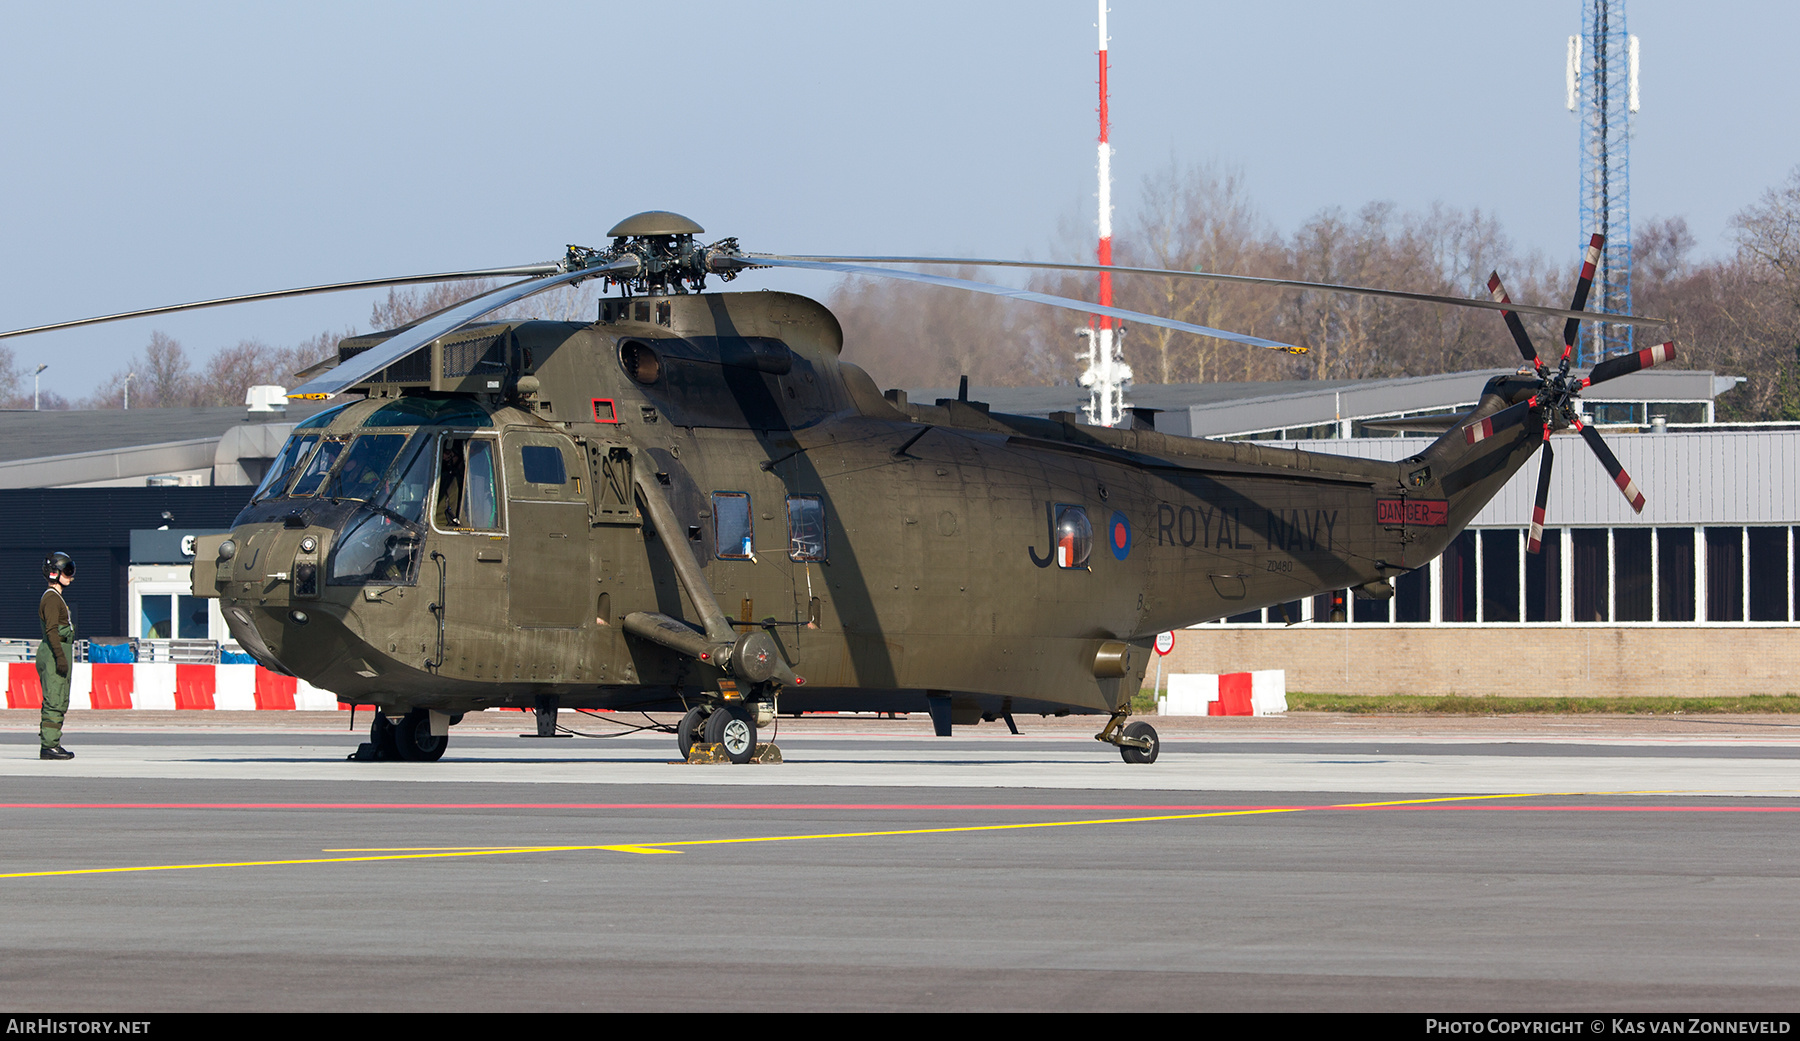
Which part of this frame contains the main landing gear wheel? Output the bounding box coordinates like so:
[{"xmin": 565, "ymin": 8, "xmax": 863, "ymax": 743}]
[
  {"xmin": 704, "ymin": 704, "xmax": 757, "ymax": 764},
  {"xmin": 393, "ymin": 709, "xmax": 449, "ymax": 762},
  {"xmin": 1119, "ymin": 721, "xmax": 1159, "ymax": 764},
  {"xmin": 677, "ymin": 704, "xmax": 712, "ymax": 760}
]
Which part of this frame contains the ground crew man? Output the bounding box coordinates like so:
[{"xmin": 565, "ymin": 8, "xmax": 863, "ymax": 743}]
[{"xmin": 38, "ymin": 551, "xmax": 75, "ymax": 760}]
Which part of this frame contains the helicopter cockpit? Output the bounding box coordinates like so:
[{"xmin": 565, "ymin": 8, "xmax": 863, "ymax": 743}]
[{"xmin": 238, "ymin": 396, "xmax": 502, "ymax": 588}]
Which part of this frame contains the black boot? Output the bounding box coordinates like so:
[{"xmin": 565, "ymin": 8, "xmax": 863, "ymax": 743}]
[{"xmin": 39, "ymin": 745, "xmax": 73, "ymax": 760}]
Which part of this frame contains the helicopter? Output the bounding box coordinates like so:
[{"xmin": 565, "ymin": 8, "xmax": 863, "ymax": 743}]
[{"xmin": 0, "ymin": 212, "xmax": 1675, "ymax": 765}]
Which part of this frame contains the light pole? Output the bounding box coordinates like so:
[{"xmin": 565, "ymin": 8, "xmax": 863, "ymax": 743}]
[
  {"xmin": 33, "ymin": 364, "xmax": 46, "ymax": 410},
  {"xmin": 124, "ymin": 371, "xmax": 134, "ymax": 410}
]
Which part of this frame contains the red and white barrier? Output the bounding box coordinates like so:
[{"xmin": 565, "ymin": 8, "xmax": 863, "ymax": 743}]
[
  {"xmin": 1160, "ymin": 671, "xmax": 1287, "ymax": 716},
  {"xmin": 5, "ymin": 662, "xmax": 339, "ymax": 710}
]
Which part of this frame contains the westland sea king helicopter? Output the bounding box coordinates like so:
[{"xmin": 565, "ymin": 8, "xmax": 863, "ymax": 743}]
[{"xmin": 3, "ymin": 213, "xmax": 1674, "ymax": 764}]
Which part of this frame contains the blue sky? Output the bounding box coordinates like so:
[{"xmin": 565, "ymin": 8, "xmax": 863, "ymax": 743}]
[{"xmin": 1, "ymin": 1, "xmax": 1793, "ymax": 399}]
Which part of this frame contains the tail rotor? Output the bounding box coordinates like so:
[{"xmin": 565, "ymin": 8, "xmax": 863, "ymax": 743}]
[{"xmin": 1478, "ymin": 234, "xmax": 1674, "ymax": 550}]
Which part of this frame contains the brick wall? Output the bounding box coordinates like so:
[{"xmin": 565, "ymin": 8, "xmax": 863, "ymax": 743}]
[{"xmin": 1162, "ymin": 626, "xmax": 1800, "ymax": 697}]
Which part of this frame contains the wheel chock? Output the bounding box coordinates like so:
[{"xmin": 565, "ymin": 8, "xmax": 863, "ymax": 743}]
[{"xmin": 683, "ymin": 742, "xmax": 783, "ymax": 765}]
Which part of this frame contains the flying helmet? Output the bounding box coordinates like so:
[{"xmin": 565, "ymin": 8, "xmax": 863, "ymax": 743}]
[{"xmin": 42, "ymin": 551, "xmax": 75, "ymax": 581}]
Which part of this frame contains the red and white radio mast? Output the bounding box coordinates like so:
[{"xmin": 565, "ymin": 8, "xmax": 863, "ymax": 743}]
[{"xmin": 1078, "ymin": 1, "xmax": 1131, "ymax": 427}]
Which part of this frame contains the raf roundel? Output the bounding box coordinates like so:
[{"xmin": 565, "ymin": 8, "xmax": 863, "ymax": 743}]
[{"xmin": 1109, "ymin": 511, "xmax": 1131, "ymax": 560}]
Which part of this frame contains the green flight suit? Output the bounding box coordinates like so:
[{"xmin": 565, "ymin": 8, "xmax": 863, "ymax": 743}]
[{"xmin": 37, "ymin": 586, "xmax": 72, "ymax": 750}]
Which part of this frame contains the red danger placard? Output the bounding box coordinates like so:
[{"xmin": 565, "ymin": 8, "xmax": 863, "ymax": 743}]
[{"xmin": 1376, "ymin": 500, "xmax": 1448, "ymax": 527}]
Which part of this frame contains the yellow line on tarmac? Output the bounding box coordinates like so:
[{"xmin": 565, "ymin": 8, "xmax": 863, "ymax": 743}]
[{"xmin": 0, "ymin": 793, "xmax": 1547, "ymax": 879}]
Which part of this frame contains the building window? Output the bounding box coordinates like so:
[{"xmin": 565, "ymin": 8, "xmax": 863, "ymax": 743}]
[
  {"xmin": 1658, "ymin": 528, "xmax": 1696, "ymax": 622},
  {"xmin": 1525, "ymin": 528, "xmax": 1562, "ymax": 622},
  {"xmin": 1614, "ymin": 528, "xmax": 1653, "ymax": 622},
  {"xmin": 1396, "ymin": 566, "xmax": 1430, "ymax": 623},
  {"xmin": 1706, "ymin": 527, "xmax": 1743, "ymax": 621},
  {"xmin": 1351, "ymin": 593, "xmax": 1389, "ymax": 623},
  {"xmin": 1481, "ymin": 529, "xmax": 1520, "ymax": 623},
  {"xmin": 1572, "ymin": 529, "xmax": 1610, "ymax": 622},
  {"xmin": 1441, "ymin": 530, "xmax": 1476, "ymax": 622},
  {"xmin": 1748, "ymin": 527, "xmax": 1788, "ymax": 621}
]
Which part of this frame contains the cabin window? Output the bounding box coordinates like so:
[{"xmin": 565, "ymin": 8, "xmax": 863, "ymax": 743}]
[
  {"xmin": 714, "ymin": 492, "xmax": 753, "ymax": 559},
  {"xmin": 787, "ymin": 495, "xmax": 827, "ymax": 562},
  {"xmin": 520, "ymin": 445, "xmax": 567, "ymax": 486},
  {"xmin": 1054, "ymin": 505, "xmax": 1092, "ymax": 570}
]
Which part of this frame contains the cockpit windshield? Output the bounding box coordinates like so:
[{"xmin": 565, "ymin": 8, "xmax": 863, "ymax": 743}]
[
  {"xmin": 324, "ymin": 433, "xmax": 439, "ymax": 587},
  {"xmin": 323, "ymin": 434, "xmax": 408, "ymax": 502}
]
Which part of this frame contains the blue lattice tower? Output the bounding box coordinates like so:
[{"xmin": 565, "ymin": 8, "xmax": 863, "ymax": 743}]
[{"xmin": 1569, "ymin": 0, "xmax": 1639, "ymax": 366}]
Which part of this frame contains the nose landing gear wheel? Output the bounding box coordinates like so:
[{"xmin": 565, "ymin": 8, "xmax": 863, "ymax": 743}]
[
  {"xmin": 1118, "ymin": 721, "xmax": 1159, "ymax": 764},
  {"xmin": 677, "ymin": 704, "xmax": 712, "ymax": 760},
  {"xmin": 393, "ymin": 709, "xmax": 449, "ymax": 762},
  {"xmin": 703, "ymin": 705, "xmax": 758, "ymax": 764}
]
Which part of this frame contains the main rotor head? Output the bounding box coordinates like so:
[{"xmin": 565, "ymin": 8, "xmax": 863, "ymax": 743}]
[{"xmin": 566, "ymin": 210, "xmax": 751, "ymax": 297}]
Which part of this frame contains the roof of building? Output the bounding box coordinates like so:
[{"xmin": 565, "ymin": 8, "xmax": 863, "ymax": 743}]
[
  {"xmin": 911, "ymin": 369, "xmax": 1742, "ymax": 437},
  {"xmin": 0, "ymin": 403, "xmax": 329, "ymax": 464}
]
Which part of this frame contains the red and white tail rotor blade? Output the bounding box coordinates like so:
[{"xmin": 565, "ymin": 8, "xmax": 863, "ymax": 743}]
[
  {"xmin": 1575, "ymin": 420, "xmax": 1646, "ymax": 513},
  {"xmin": 1527, "ymin": 443, "xmax": 1555, "ymax": 554},
  {"xmin": 1585, "ymin": 341, "xmax": 1678, "ymax": 389},
  {"xmin": 1560, "ymin": 233, "xmax": 1605, "ymax": 364},
  {"xmin": 1487, "ymin": 272, "xmax": 1544, "ymax": 373}
]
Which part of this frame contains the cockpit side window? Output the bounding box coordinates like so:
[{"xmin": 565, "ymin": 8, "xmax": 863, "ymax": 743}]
[
  {"xmin": 379, "ymin": 434, "xmax": 437, "ymax": 524},
  {"xmin": 289, "ymin": 439, "xmax": 348, "ymax": 497},
  {"xmin": 434, "ymin": 436, "xmax": 503, "ymax": 531},
  {"xmin": 250, "ymin": 433, "xmax": 319, "ymax": 503}
]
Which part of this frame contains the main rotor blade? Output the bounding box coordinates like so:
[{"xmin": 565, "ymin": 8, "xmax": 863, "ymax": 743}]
[
  {"xmin": 1561, "ymin": 233, "xmax": 1605, "ymax": 360},
  {"xmin": 0, "ymin": 264, "xmax": 562, "ymax": 342},
  {"xmin": 1486, "ymin": 272, "xmax": 1543, "ymax": 371},
  {"xmin": 1528, "ymin": 443, "xmax": 1554, "ymax": 554},
  {"xmin": 757, "ymin": 253, "xmax": 1671, "ymax": 328},
  {"xmin": 736, "ymin": 256, "xmax": 1302, "ymax": 353},
  {"xmin": 1576, "ymin": 420, "xmax": 1646, "ymax": 513},
  {"xmin": 1585, "ymin": 341, "xmax": 1678, "ymax": 388},
  {"xmin": 286, "ymin": 257, "xmax": 637, "ymax": 398}
]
